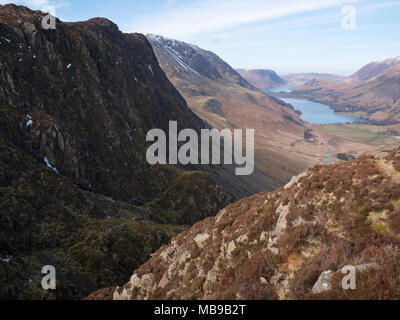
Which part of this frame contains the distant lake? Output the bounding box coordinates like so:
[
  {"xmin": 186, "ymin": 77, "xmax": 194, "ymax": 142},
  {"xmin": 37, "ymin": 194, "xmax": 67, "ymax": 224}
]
[
  {"xmin": 281, "ymin": 98, "xmax": 365, "ymax": 124},
  {"xmin": 267, "ymin": 85, "xmax": 297, "ymax": 93}
]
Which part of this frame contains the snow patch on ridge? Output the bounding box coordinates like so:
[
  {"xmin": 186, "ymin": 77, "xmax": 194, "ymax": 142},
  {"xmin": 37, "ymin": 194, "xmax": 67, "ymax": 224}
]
[{"xmin": 149, "ymin": 35, "xmax": 200, "ymax": 76}]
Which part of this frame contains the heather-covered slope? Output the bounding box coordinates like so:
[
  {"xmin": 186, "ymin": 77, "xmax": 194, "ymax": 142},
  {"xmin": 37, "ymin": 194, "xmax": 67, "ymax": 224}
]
[
  {"xmin": 0, "ymin": 4, "xmax": 228, "ymax": 299},
  {"xmin": 110, "ymin": 148, "xmax": 400, "ymax": 300}
]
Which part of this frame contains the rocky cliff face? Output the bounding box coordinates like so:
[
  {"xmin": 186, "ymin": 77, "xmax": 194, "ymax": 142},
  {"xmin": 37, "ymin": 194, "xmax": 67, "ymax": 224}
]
[
  {"xmin": 0, "ymin": 4, "xmax": 229, "ymax": 299},
  {"xmin": 108, "ymin": 148, "xmax": 400, "ymax": 300},
  {"xmin": 0, "ymin": 6, "xmax": 210, "ymax": 204}
]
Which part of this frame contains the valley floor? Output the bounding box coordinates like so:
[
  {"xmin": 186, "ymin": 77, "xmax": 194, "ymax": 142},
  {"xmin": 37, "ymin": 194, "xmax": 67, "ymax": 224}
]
[{"xmin": 268, "ymin": 92, "xmax": 400, "ymax": 165}]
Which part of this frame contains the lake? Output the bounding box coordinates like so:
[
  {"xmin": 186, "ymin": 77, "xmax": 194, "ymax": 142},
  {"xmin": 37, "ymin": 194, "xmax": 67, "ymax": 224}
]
[{"xmin": 281, "ymin": 98, "xmax": 365, "ymax": 124}]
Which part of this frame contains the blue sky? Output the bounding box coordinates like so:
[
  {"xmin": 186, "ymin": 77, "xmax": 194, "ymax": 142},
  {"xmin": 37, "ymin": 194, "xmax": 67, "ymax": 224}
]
[{"xmin": 2, "ymin": 0, "xmax": 399, "ymax": 75}]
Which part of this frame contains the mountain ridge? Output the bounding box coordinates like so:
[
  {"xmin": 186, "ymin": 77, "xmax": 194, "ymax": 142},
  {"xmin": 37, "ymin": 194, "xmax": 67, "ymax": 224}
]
[{"xmin": 348, "ymin": 56, "xmax": 400, "ymax": 83}]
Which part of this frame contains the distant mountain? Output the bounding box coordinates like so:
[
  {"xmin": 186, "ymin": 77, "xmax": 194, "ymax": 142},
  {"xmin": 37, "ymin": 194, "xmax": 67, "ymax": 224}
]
[
  {"xmin": 235, "ymin": 70, "xmax": 346, "ymax": 89},
  {"xmin": 292, "ymin": 57, "xmax": 400, "ymax": 124},
  {"xmin": 282, "ymin": 73, "xmax": 347, "ymax": 86},
  {"xmin": 147, "ymin": 34, "xmax": 326, "ymax": 194},
  {"xmin": 148, "ymin": 35, "xmax": 254, "ymax": 90},
  {"xmin": 348, "ymin": 56, "xmax": 400, "ymax": 83},
  {"xmin": 237, "ymin": 69, "xmax": 286, "ymax": 90},
  {"xmin": 94, "ymin": 147, "xmax": 400, "ymax": 300}
]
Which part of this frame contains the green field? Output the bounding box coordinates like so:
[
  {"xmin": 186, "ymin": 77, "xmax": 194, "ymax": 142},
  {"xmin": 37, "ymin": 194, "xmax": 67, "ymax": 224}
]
[{"xmin": 316, "ymin": 124, "xmax": 400, "ymax": 145}]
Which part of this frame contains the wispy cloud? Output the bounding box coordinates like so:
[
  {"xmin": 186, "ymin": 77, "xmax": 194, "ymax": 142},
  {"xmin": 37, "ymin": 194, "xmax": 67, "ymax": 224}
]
[
  {"xmin": 0, "ymin": 0, "xmax": 49, "ymax": 8},
  {"xmin": 129, "ymin": 0, "xmax": 359, "ymax": 38},
  {"xmin": 164, "ymin": 0, "xmax": 178, "ymax": 8},
  {"xmin": 25, "ymin": 0, "xmax": 50, "ymax": 7},
  {"xmin": 0, "ymin": 0, "xmax": 66, "ymax": 10},
  {"xmin": 0, "ymin": 0, "xmax": 68, "ymax": 18},
  {"xmin": 360, "ymin": 0, "xmax": 400, "ymax": 11}
]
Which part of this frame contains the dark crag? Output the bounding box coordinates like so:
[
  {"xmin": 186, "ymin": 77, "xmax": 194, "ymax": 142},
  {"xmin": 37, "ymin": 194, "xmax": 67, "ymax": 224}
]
[{"xmin": 0, "ymin": 4, "xmax": 230, "ymax": 299}]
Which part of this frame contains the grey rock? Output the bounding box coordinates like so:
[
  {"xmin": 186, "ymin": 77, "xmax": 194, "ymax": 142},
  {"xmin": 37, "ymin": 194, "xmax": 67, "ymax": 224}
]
[{"xmin": 312, "ymin": 270, "xmax": 333, "ymax": 294}]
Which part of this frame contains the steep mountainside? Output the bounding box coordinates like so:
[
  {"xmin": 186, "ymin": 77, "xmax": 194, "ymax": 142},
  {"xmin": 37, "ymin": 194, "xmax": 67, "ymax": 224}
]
[
  {"xmin": 237, "ymin": 69, "xmax": 286, "ymax": 90},
  {"xmin": 292, "ymin": 57, "xmax": 400, "ymax": 124},
  {"xmin": 0, "ymin": 5, "xmax": 229, "ymax": 299},
  {"xmin": 147, "ymin": 34, "xmax": 331, "ymax": 193},
  {"xmin": 101, "ymin": 147, "xmax": 400, "ymax": 300}
]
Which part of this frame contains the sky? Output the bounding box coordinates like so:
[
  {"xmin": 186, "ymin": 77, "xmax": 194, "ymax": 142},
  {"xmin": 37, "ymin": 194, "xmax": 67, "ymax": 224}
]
[{"xmin": 1, "ymin": 0, "xmax": 399, "ymax": 75}]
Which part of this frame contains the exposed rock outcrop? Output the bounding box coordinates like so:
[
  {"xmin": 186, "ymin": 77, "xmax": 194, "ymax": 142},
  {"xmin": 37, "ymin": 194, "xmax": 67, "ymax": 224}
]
[
  {"xmin": 312, "ymin": 263, "xmax": 380, "ymax": 294},
  {"xmin": 312, "ymin": 270, "xmax": 333, "ymax": 294}
]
